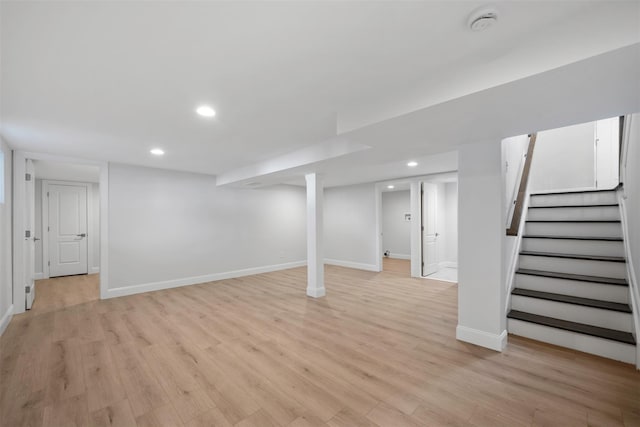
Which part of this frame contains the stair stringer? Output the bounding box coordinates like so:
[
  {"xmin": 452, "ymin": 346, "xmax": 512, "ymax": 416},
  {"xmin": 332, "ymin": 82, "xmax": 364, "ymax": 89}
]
[{"xmin": 617, "ymin": 187, "xmax": 640, "ymax": 369}]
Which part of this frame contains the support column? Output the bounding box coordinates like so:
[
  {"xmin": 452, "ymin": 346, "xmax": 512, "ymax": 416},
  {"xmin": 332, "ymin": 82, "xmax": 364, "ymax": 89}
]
[
  {"xmin": 456, "ymin": 140, "xmax": 507, "ymax": 351},
  {"xmin": 305, "ymin": 173, "xmax": 325, "ymax": 298}
]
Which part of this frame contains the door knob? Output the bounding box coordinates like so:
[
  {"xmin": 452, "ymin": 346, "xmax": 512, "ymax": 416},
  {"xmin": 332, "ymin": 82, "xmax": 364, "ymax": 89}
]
[
  {"xmin": 76, "ymin": 233, "xmax": 86, "ymax": 238},
  {"xmin": 33, "ymin": 237, "xmax": 40, "ymax": 242}
]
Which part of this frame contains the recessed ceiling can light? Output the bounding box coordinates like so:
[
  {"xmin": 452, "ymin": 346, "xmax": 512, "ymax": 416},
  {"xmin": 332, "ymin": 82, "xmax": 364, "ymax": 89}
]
[
  {"xmin": 387, "ymin": 185, "xmax": 395, "ymax": 189},
  {"xmin": 407, "ymin": 161, "xmax": 418, "ymax": 167},
  {"xmin": 196, "ymin": 105, "xmax": 216, "ymax": 117},
  {"xmin": 468, "ymin": 7, "xmax": 499, "ymax": 32},
  {"xmin": 150, "ymin": 148, "xmax": 165, "ymax": 156}
]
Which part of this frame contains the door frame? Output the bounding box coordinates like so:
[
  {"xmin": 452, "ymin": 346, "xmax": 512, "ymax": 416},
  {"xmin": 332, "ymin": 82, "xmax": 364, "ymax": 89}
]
[
  {"xmin": 374, "ymin": 171, "xmax": 457, "ymax": 278},
  {"xmin": 12, "ymin": 151, "xmax": 109, "ymax": 314},
  {"xmin": 41, "ymin": 180, "xmax": 95, "ymax": 280}
]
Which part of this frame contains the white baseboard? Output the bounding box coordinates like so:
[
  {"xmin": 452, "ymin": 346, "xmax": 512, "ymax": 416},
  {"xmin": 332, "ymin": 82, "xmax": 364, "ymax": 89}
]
[
  {"xmin": 34, "ymin": 272, "xmax": 44, "ymax": 280},
  {"xmin": 439, "ymin": 261, "xmax": 458, "ymax": 268},
  {"xmin": 387, "ymin": 254, "xmax": 410, "ymax": 260},
  {"xmin": 456, "ymin": 325, "xmax": 507, "ymax": 352},
  {"xmin": 104, "ymin": 260, "xmax": 307, "ymax": 299},
  {"xmin": 89, "ymin": 266, "xmax": 100, "ymax": 275},
  {"xmin": 0, "ymin": 304, "xmax": 14, "ymax": 337},
  {"xmin": 324, "ymin": 259, "xmax": 379, "ymax": 272}
]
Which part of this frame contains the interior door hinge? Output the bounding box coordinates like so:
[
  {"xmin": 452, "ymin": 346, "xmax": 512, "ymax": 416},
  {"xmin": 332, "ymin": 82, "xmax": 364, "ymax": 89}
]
[
  {"xmin": 25, "ymin": 173, "xmax": 32, "ymax": 181},
  {"xmin": 47, "ymin": 192, "xmax": 49, "ymax": 197},
  {"xmin": 48, "ymin": 261, "xmax": 50, "ymax": 266}
]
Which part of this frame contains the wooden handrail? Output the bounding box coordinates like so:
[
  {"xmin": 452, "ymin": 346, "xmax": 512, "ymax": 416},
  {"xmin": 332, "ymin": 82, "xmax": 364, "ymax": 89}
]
[{"xmin": 506, "ymin": 133, "xmax": 537, "ymax": 236}]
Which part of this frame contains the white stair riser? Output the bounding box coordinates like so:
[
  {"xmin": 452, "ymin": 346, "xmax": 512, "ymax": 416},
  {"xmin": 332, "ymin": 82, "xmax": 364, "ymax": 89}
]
[
  {"xmin": 521, "ymin": 238, "xmax": 625, "ymax": 258},
  {"xmin": 529, "ymin": 192, "xmax": 617, "ymax": 207},
  {"xmin": 511, "ymin": 295, "xmax": 633, "ymax": 332},
  {"xmin": 525, "ymin": 222, "xmax": 622, "ymax": 238},
  {"xmin": 519, "ymin": 255, "xmax": 626, "ymax": 279},
  {"xmin": 507, "ymin": 319, "xmax": 636, "ymax": 364},
  {"xmin": 514, "ymin": 274, "xmax": 629, "ymax": 304},
  {"xmin": 527, "ymin": 206, "xmax": 620, "ymax": 221}
]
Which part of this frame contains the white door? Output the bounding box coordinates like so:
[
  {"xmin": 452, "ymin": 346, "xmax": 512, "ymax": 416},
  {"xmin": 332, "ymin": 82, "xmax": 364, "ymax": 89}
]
[
  {"xmin": 48, "ymin": 184, "xmax": 88, "ymax": 277},
  {"xmin": 595, "ymin": 117, "xmax": 620, "ymax": 189},
  {"xmin": 24, "ymin": 160, "xmax": 36, "ymax": 309},
  {"xmin": 421, "ymin": 182, "xmax": 438, "ymax": 276}
]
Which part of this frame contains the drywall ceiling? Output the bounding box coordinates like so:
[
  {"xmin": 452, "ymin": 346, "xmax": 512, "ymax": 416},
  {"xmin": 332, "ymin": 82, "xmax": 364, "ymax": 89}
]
[{"xmin": 2, "ymin": 1, "xmax": 640, "ymax": 187}]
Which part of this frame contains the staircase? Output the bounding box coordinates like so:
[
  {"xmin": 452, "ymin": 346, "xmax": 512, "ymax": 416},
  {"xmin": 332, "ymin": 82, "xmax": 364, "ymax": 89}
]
[{"xmin": 507, "ymin": 187, "xmax": 637, "ymax": 364}]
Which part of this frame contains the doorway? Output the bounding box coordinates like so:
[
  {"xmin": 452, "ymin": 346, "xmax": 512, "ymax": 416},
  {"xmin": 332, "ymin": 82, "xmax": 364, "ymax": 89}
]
[
  {"xmin": 15, "ymin": 155, "xmax": 103, "ymax": 312},
  {"xmin": 376, "ymin": 173, "xmax": 458, "ymax": 282},
  {"xmin": 381, "ymin": 184, "xmax": 411, "ymax": 275},
  {"xmin": 421, "ymin": 179, "xmax": 458, "ymax": 282}
]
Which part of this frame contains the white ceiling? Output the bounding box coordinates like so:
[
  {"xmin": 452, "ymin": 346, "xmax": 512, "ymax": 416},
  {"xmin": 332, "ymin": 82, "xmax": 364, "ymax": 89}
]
[{"xmin": 2, "ymin": 1, "xmax": 639, "ymax": 187}]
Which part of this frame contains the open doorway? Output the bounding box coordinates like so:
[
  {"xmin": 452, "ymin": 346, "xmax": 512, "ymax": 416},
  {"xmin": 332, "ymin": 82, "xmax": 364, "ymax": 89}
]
[
  {"xmin": 381, "ymin": 183, "xmax": 411, "ymax": 275},
  {"xmin": 421, "ymin": 176, "xmax": 458, "ymax": 282},
  {"xmin": 377, "ymin": 172, "xmax": 458, "ymax": 282},
  {"xmin": 16, "ymin": 155, "xmax": 103, "ymax": 312}
]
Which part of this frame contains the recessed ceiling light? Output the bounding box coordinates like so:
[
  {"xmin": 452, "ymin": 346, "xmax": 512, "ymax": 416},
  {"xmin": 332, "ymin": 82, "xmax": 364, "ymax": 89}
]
[
  {"xmin": 196, "ymin": 105, "xmax": 216, "ymax": 117},
  {"xmin": 407, "ymin": 161, "xmax": 418, "ymax": 167},
  {"xmin": 150, "ymin": 148, "xmax": 165, "ymax": 156},
  {"xmin": 387, "ymin": 185, "xmax": 395, "ymax": 189}
]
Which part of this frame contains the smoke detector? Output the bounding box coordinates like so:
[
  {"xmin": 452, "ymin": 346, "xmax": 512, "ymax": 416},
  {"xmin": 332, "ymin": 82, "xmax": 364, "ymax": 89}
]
[{"xmin": 468, "ymin": 7, "xmax": 499, "ymax": 32}]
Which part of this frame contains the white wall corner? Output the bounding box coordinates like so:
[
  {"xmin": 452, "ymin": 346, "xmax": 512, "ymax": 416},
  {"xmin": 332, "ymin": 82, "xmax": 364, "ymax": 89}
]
[
  {"xmin": 0, "ymin": 304, "xmax": 14, "ymax": 337},
  {"xmin": 104, "ymin": 260, "xmax": 306, "ymax": 299},
  {"xmin": 324, "ymin": 258, "xmax": 378, "ymax": 272},
  {"xmin": 89, "ymin": 267, "xmax": 100, "ymax": 275},
  {"xmin": 306, "ymin": 286, "xmax": 326, "ymax": 298},
  {"xmin": 456, "ymin": 325, "xmax": 508, "ymax": 352}
]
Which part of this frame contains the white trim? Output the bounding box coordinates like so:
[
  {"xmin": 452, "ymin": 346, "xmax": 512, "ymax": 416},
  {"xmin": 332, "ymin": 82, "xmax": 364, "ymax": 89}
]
[
  {"xmin": 13, "ymin": 151, "xmax": 109, "ymax": 314},
  {"xmin": 387, "ymin": 253, "xmax": 411, "ymax": 260},
  {"xmin": 456, "ymin": 325, "xmax": 508, "ymax": 352},
  {"xmin": 105, "ymin": 260, "xmax": 306, "ymax": 299},
  {"xmin": 89, "ymin": 267, "xmax": 100, "ymax": 275},
  {"xmin": 439, "ymin": 261, "xmax": 458, "ymax": 268},
  {"xmin": 618, "ymin": 191, "xmax": 640, "ymax": 369},
  {"xmin": 324, "ymin": 258, "xmax": 378, "ymax": 272},
  {"xmin": 33, "ymin": 272, "xmax": 44, "ymax": 280},
  {"xmin": 0, "ymin": 304, "xmax": 13, "ymax": 336}
]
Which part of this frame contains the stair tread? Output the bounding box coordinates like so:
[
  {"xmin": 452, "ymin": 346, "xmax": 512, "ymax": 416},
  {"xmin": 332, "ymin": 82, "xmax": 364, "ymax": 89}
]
[
  {"xmin": 528, "ymin": 204, "xmax": 619, "ymax": 209},
  {"xmin": 519, "ymin": 251, "xmax": 626, "ymax": 262},
  {"xmin": 526, "ymin": 220, "xmax": 621, "ymax": 223},
  {"xmin": 530, "ymin": 187, "xmax": 619, "ymax": 196},
  {"xmin": 511, "ymin": 288, "xmax": 632, "ymax": 313},
  {"xmin": 523, "ymin": 235, "xmax": 623, "ymax": 241},
  {"xmin": 507, "ymin": 310, "xmax": 636, "ymax": 345},
  {"xmin": 516, "ymin": 269, "xmax": 628, "ymax": 286}
]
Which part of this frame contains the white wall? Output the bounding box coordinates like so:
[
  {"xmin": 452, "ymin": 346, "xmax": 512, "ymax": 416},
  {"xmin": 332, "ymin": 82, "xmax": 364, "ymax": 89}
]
[
  {"xmin": 502, "ymin": 134, "xmax": 529, "ymax": 221},
  {"xmin": 530, "ymin": 122, "xmax": 596, "ymax": 192},
  {"xmin": 457, "ymin": 141, "xmax": 506, "ymax": 351},
  {"xmin": 0, "ymin": 137, "xmax": 13, "ymax": 335},
  {"xmin": 443, "ymin": 182, "xmax": 458, "ymax": 265},
  {"xmin": 381, "ymin": 190, "xmax": 410, "ymax": 259},
  {"xmin": 324, "ymin": 183, "xmax": 377, "ymax": 270},
  {"xmin": 621, "ymin": 114, "xmax": 640, "ymax": 357},
  {"xmin": 108, "ymin": 163, "xmax": 306, "ymax": 295},
  {"xmin": 34, "ymin": 180, "xmax": 100, "ymax": 277}
]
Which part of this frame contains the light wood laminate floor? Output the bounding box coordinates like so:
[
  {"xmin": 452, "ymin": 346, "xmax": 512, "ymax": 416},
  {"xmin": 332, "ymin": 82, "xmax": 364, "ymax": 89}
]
[{"xmin": 1, "ymin": 266, "xmax": 638, "ymax": 426}]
